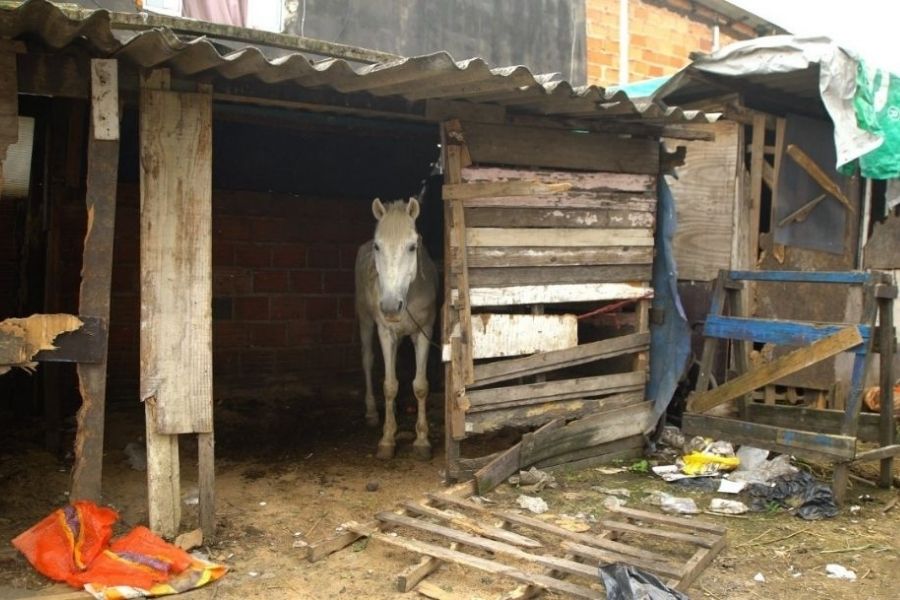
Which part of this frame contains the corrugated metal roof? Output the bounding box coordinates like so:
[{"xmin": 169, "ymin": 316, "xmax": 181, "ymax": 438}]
[{"xmin": 0, "ymin": 0, "xmax": 712, "ymax": 125}]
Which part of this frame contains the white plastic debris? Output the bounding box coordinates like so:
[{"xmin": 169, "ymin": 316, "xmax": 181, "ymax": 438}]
[
  {"xmin": 735, "ymin": 446, "xmax": 770, "ymax": 472},
  {"xmin": 708, "ymin": 498, "xmax": 749, "ymax": 514},
  {"xmin": 594, "ymin": 466, "xmax": 627, "ymax": 475},
  {"xmin": 659, "ymin": 425, "xmax": 686, "ymax": 450},
  {"xmin": 591, "ymin": 486, "xmax": 632, "ymax": 498},
  {"xmin": 728, "ymin": 454, "xmax": 797, "ymax": 485},
  {"xmin": 826, "ymin": 564, "xmax": 857, "ymax": 581},
  {"xmin": 259, "ymin": 501, "xmax": 267, "ymax": 507},
  {"xmin": 603, "ymin": 496, "xmax": 627, "ymax": 510},
  {"xmin": 753, "ymin": 572, "xmax": 766, "ymax": 583},
  {"xmin": 516, "ymin": 494, "xmax": 549, "ymax": 514},
  {"xmin": 849, "ymin": 505, "xmax": 862, "ymax": 514},
  {"xmin": 717, "ymin": 479, "xmax": 747, "ymax": 494},
  {"xmin": 646, "ymin": 491, "xmax": 699, "ymax": 514}
]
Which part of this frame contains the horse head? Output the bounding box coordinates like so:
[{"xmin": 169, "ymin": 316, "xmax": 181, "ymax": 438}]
[{"xmin": 371, "ymin": 197, "xmax": 421, "ymax": 322}]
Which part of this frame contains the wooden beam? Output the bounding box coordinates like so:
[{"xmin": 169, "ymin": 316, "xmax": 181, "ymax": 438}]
[
  {"xmin": 396, "ymin": 542, "xmax": 459, "ymax": 593},
  {"xmin": 71, "ymin": 59, "xmax": 120, "ymax": 503},
  {"xmin": 442, "ymin": 180, "xmax": 571, "ymax": 200},
  {"xmin": 140, "ymin": 70, "xmax": 213, "ymax": 537},
  {"xmin": 688, "ymin": 326, "xmax": 863, "ymax": 413},
  {"xmin": 473, "ymin": 418, "xmax": 564, "ymax": 494},
  {"xmin": 745, "ymin": 403, "xmax": 883, "ymax": 443},
  {"xmin": 878, "ymin": 294, "xmax": 895, "ymax": 487},
  {"xmin": 464, "ymin": 283, "xmax": 652, "ymax": 307},
  {"xmin": 748, "ymin": 114, "xmax": 765, "ymax": 263},
  {"xmin": 457, "ymin": 313, "xmax": 578, "ymax": 360},
  {"xmin": 462, "ymin": 227, "xmax": 654, "ymax": 248}
]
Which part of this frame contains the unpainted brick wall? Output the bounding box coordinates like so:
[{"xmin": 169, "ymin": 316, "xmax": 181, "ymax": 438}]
[
  {"xmin": 107, "ymin": 184, "xmax": 375, "ymax": 402},
  {"xmin": 585, "ymin": 0, "xmax": 746, "ymax": 86}
]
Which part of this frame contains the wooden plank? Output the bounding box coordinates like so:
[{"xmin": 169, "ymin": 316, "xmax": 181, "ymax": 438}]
[
  {"xmin": 704, "ymin": 316, "xmax": 869, "ymax": 352},
  {"xmin": 460, "ymin": 246, "xmax": 653, "ymax": 269},
  {"xmin": 466, "ymin": 283, "xmax": 652, "ymax": 307},
  {"xmin": 376, "ymin": 512, "xmax": 598, "ymax": 579},
  {"xmin": 415, "ymin": 580, "xmax": 465, "ymax": 600},
  {"xmin": 688, "ymin": 327, "xmax": 863, "ymax": 413},
  {"xmin": 524, "ymin": 402, "xmax": 653, "ymax": 465},
  {"xmin": 562, "ymin": 540, "xmax": 684, "ymax": 579},
  {"xmin": 534, "ymin": 432, "xmax": 644, "ymax": 469},
  {"xmin": 16, "ymin": 316, "xmax": 102, "ymax": 364},
  {"xmin": 441, "ymin": 129, "xmax": 462, "ymax": 474},
  {"xmin": 401, "ymin": 502, "xmax": 542, "ymax": 548},
  {"xmin": 728, "ymin": 270, "xmax": 873, "ymax": 284},
  {"xmin": 467, "ymin": 370, "xmax": 646, "ymax": 411},
  {"xmin": 462, "ymin": 227, "xmax": 654, "ymax": 247},
  {"xmin": 695, "ymin": 272, "xmax": 728, "ymax": 394},
  {"xmin": 70, "ymin": 59, "xmax": 120, "ymax": 503},
  {"xmin": 461, "ymin": 192, "xmax": 656, "ymax": 211},
  {"xmin": 467, "ymin": 264, "xmax": 653, "ymax": 287},
  {"xmin": 465, "ymin": 206, "xmax": 656, "ymax": 228},
  {"xmin": 468, "ymin": 392, "xmax": 644, "ymax": 435},
  {"xmin": 345, "ymin": 522, "xmax": 598, "ymax": 599},
  {"xmin": 461, "ymin": 121, "xmax": 660, "ymax": 174},
  {"xmin": 461, "ymin": 166, "xmax": 656, "ymax": 192},
  {"xmin": 674, "ymin": 534, "xmax": 727, "ymax": 592},
  {"xmin": 473, "ymin": 418, "xmax": 564, "ymax": 494},
  {"xmin": 596, "ymin": 519, "xmax": 719, "ymax": 549},
  {"xmin": 682, "ymin": 413, "xmax": 856, "ymax": 461},
  {"xmin": 198, "ymin": 432, "xmax": 215, "ymax": 541},
  {"xmin": 472, "ymin": 332, "xmax": 650, "ymax": 387},
  {"xmin": 140, "ymin": 78, "xmax": 214, "ymax": 434},
  {"xmin": 0, "ymin": 42, "xmax": 18, "ymax": 167},
  {"xmin": 853, "ymin": 445, "xmax": 900, "ymax": 462},
  {"xmin": 607, "ymin": 505, "xmax": 726, "ymax": 535},
  {"xmin": 668, "ymin": 121, "xmax": 740, "ymax": 281},
  {"xmin": 745, "ymin": 403, "xmax": 882, "ymax": 443},
  {"xmin": 448, "ymin": 336, "xmax": 467, "ymax": 440},
  {"xmin": 396, "ymin": 543, "xmax": 457, "ymax": 593},
  {"xmin": 785, "ymin": 144, "xmax": 854, "ymax": 211},
  {"xmin": 468, "ymin": 313, "xmax": 578, "ymax": 360},
  {"xmin": 878, "ymin": 295, "xmax": 895, "ymax": 486},
  {"xmin": 749, "ymin": 114, "xmax": 765, "ymax": 262},
  {"xmin": 442, "ymin": 180, "xmax": 571, "ymax": 200}
]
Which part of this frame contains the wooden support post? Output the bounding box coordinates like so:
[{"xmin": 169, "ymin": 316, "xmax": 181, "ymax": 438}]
[
  {"xmin": 633, "ymin": 298, "xmax": 650, "ymax": 374},
  {"xmin": 877, "ymin": 292, "xmax": 895, "ymax": 488},
  {"xmin": 140, "ymin": 69, "xmax": 213, "ymax": 537},
  {"xmin": 748, "ymin": 115, "xmax": 766, "ymax": 265},
  {"xmin": 71, "ymin": 59, "xmax": 120, "ymax": 502}
]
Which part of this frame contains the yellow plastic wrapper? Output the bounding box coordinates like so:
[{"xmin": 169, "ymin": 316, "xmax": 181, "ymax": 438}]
[{"xmin": 680, "ymin": 451, "xmax": 740, "ymax": 476}]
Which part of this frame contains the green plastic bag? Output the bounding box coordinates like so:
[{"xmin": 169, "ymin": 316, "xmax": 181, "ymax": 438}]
[{"xmin": 854, "ymin": 62, "xmax": 900, "ymax": 179}]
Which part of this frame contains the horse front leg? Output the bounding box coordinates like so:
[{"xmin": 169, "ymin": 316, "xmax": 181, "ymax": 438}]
[
  {"xmin": 411, "ymin": 330, "xmax": 432, "ymax": 460},
  {"xmin": 375, "ymin": 326, "xmax": 399, "ymax": 460},
  {"xmin": 359, "ymin": 315, "xmax": 378, "ymax": 427}
]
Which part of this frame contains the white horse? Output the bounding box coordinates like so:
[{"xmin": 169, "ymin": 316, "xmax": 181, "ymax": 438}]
[{"xmin": 355, "ymin": 198, "xmax": 438, "ymax": 460}]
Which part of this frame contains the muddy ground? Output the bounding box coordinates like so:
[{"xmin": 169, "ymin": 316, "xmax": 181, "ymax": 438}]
[{"xmin": 1, "ymin": 391, "xmax": 899, "ymax": 599}]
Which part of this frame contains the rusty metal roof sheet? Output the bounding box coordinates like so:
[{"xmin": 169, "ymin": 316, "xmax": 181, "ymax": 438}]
[{"xmin": 1, "ymin": 0, "xmax": 712, "ymax": 125}]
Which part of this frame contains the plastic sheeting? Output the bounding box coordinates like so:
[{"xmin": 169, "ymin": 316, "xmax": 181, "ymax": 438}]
[{"xmin": 647, "ymin": 176, "xmax": 692, "ymax": 429}]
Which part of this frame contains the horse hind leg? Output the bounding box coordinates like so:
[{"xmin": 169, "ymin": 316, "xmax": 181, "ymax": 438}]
[
  {"xmin": 359, "ymin": 313, "xmax": 379, "ymax": 427},
  {"xmin": 375, "ymin": 325, "xmax": 399, "ymax": 460},
  {"xmin": 411, "ymin": 330, "xmax": 432, "ymax": 460}
]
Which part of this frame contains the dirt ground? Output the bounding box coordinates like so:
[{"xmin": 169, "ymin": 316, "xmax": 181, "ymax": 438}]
[{"xmin": 1, "ymin": 391, "xmax": 899, "ymax": 600}]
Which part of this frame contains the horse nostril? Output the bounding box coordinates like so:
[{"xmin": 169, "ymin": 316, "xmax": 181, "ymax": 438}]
[{"xmin": 398, "ymin": 300, "xmax": 404, "ymax": 311}]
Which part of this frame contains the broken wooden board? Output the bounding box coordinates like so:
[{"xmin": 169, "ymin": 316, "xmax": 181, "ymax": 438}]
[
  {"xmin": 687, "ymin": 326, "xmax": 863, "ymax": 413},
  {"xmin": 0, "ymin": 314, "xmax": 83, "ymax": 374},
  {"xmin": 441, "ymin": 313, "xmax": 577, "ymax": 361},
  {"xmin": 461, "ymin": 283, "xmax": 653, "ymax": 307}
]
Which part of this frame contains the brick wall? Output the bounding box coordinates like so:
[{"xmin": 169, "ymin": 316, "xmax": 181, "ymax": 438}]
[
  {"xmin": 585, "ymin": 0, "xmax": 750, "ymax": 86},
  {"xmin": 107, "ymin": 185, "xmax": 376, "ymax": 402}
]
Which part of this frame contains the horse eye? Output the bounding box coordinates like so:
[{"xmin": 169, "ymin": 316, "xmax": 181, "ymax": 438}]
[
  {"xmin": 408, "ymin": 244, "xmax": 416, "ymax": 253},
  {"xmin": 374, "ymin": 243, "xmax": 380, "ymax": 252}
]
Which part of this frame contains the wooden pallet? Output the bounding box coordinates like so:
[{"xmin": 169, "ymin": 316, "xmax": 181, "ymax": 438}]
[{"xmin": 311, "ymin": 483, "xmax": 726, "ymax": 598}]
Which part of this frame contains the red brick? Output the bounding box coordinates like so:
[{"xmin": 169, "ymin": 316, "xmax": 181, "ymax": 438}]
[
  {"xmin": 271, "ymin": 243, "xmax": 307, "ymax": 268},
  {"xmin": 214, "ymin": 321, "xmax": 250, "ymax": 348},
  {"xmin": 214, "ymin": 268, "xmax": 254, "ymax": 295},
  {"xmin": 251, "ymin": 217, "xmax": 287, "ymax": 239},
  {"xmin": 321, "ymin": 320, "xmax": 355, "ymax": 344},
  {"xmin": 323, "ymin": 270, "xmax": 355, "ymax": 294},
  {"xmin": 250, "ymin": 322, "xmax": 288, "ymax": 347},
  {"xmin": 307, "ymin": 244, "xmax": 340, "ymax": 269},
  {"xmin": 214, "ymin": 214, "xmax": 253, "ymax": 241},
  {"xmin": 340, "ymin": 243, "xmax": 362, "ymax": 269},
  {"xmin": 290, "ymin": 270, "xmax": 322, "ymax": 293},
  {"xmin": 286, "ymin": 319, "xmax": 319, "ymax": 345},
  {"xmin": 213, "ymin": 349, "xmax": 240, "ymax": 374},
  {"xmin": 234, "ymin": 296, "xmax": 269, "ymax": 320},
  {"xmin": 233, "ymin": 243, "xmax": 271, "ymax": 268},
  {"xmin": 240, "ymin": 349, "xmax": 276, "ymax": 375},
  {"xmin": 254, "ymin": 270, "xmax": 290, "ymax": 292},
  {"xmin": 339, "ymin": 297, "xmax": 357, "ymax": 319},
  {"xmin": 306, "ymin": 297, "xmax": 338, "ymax": 320},
  {"xmin": 270, "ymin": 295, "xmax": 305, "ymax": 319},
  {"xmin": 213, "ymin": 240, "xmax": 235, "ymax": 266}
]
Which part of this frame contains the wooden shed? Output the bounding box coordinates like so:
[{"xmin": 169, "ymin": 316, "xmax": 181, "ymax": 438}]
[{"xmin": 0, "ymin": 0, "xmax": 713, "ymax": 537}]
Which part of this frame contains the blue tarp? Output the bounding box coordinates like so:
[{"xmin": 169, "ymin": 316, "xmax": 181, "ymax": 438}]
[{"xmin": 646, "ymin": 176, "xmax": 692, "ymax": 428}]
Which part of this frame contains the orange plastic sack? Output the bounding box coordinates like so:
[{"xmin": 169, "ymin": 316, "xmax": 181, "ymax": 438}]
[
  {"xmin": 68, "ymin": 526, "xmax": 193, "ymax": 590},
  {"xmin": 11, "ymin": 501, "xmax": 118, "ymax": 583}
]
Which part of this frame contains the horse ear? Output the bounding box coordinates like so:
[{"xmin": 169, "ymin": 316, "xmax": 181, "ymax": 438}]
[
  {"xmin": 372, "ymin": 198, "xmax": 386, "ymax": 220},
  {"xmin": 407, "ymin": 197, "xmax": 420, "ymax": 220}
]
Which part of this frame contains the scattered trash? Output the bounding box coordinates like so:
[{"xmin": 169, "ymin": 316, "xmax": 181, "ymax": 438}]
[
  {"xmin": 248, "ymin": 571, "xmax": 260, "ymax": 577},
  {"xmin": 645, "ymin": 491, "xmax": 699, "ymax": 515},
  {"xmin": 717, "ymin": 479, "xmax": 747, "ymax": 494},
  {"xmin": 509, "ymin": 467, "xmax": 557, "ymax": 493},
  {"xmin": 659, "ymin": 425, "xmax": 686, "ymax": 450},
  {"xmin": 291, "ymin": 539, "xmax": 308, "ymax": 549},
  {"xmin": 594, "ymin": 466, "xmax": 628, "ymax": 475},
  {"xmin": 182, "ymin": 486, "xmax": 200, "ymax": 506},
  {"xmin": 516, "ymin": 495, "xmax": 549, "ymax": 514},
  {"xmin": 735, "ymin": 446, "xmax": 770, "ymax": 472},
  {"xmin": 728, "ymin": 454, "xmax": 798, "ymax": 485},
  {"xmin": 365, "ymin": 480, "xmax": 380, "ymax": 492},
  {"xmin": 672, "ymin": 477, "xmax": 720, "ymax": 491},
  {"xmin": 12, "ymin": 501, "xmax": 227, "ymax": 597},
  {"xmin": 708, "ymin": 499, "xmax": 749, "ymax": 515},
  {"xmin": 123, "ymin": 442, "xmax": 147, "ymax": 471},
  {"xmin": 747, "ymin": 471, "xmax": 839, "ymax": 520},
  {"xmin": 603, "ymin": 496, "xmax": 628, "ymax": 510},
  {"xmin": 598, "ymin": 563, "xmax": 689, "ymax": 600},
  {"xmin": 679, "ymin": 441, "xmax": 739, "ymax": 476},
  {"xmin": 753, "ymin": 572, "xmax": 766, "ymax": 583},
  {"xmin": 862, "ymin": 384, "xmax": 900, "ymax": 412},
  {"xmin": 554, "ymin": 515, "xmax": 591, "ymax": 533},
  {"xmin": 258, "ymin": 501, "xmax": 267, "ymax": 507},
  {"xmin": 858, "ymin": 494, "xmax": 875, "ymax": 503},
  {"xmin": 174, "ymin": 528, "xmax": 204, "ymax": 551},
  {"xmin": 591, "ymin": 486, "xmax": 632, "ymax": 498},
  {"xmin": 825, "ymin": 563, "xmax": 857, "ymax": 581}
]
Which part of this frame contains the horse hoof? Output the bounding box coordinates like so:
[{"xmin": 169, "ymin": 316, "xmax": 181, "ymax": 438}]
[
  {"xmin": 365, "ymin": 414, "xmax": 379, "ymax": 427},
  {"xmin": 412, "ymin": 443, "xmax": 432, "ymax": 461},
  {"xmin": 375, "ymin": 444, "xmax": 396, "ymax": 460}
]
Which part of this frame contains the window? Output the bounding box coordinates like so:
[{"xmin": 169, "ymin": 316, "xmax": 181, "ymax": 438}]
[
  {"xmin": 247, "ymin": 1, "xmax": 283, "ymax": 33},
  {"xmin": 143, "ymin": 0, "xmax": 183, "ymax": 17}
]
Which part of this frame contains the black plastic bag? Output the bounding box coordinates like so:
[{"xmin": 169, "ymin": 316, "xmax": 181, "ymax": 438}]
[
  {"xmin": 599, "ymin": 563, "xmax": 690, "ymax": 600},
  {"xmin": 747, "ymin": 470, "xmax": 839, "ymax": 520}
]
